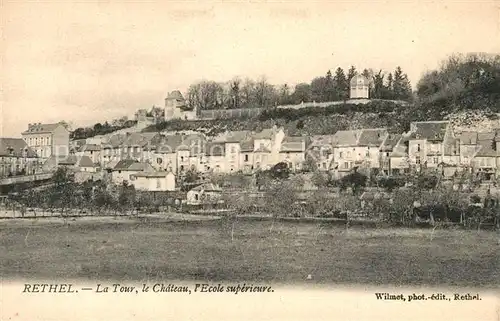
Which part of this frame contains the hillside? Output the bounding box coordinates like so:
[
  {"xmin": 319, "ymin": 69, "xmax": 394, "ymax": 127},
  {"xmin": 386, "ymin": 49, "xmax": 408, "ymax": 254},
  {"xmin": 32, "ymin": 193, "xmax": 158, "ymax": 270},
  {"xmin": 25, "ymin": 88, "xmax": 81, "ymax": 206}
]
[{"xmin": 142, "ymin": 100, "xmax": 408, "ymax": 137}]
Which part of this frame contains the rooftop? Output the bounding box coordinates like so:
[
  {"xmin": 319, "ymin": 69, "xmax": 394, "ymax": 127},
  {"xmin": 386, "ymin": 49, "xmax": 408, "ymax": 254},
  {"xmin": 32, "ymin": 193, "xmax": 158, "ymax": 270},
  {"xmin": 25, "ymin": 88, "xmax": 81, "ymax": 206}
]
[
  {"xmin": 22, "ymin": 123, "xmax": 64, "ymax": 135},
  {"xmin": 0, "ymin": 138, "xmax": 37, "ymax": 158},
  {"xmin": 409, "ymin": 121, "xmax": 450, "ymax": 141}
]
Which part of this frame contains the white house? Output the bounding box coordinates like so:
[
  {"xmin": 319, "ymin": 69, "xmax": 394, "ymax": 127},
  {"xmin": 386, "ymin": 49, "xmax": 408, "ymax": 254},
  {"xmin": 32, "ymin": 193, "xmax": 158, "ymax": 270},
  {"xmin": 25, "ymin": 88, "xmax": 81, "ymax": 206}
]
[
  {"xmin": 111, "ymin": 159, "xmax": 154, "ymax": 185},
  {"xmin": 130, "ymin": 171, "xmax": 176, "ymax": 191},
  {"xmin": 349, "ymin": 74, "xmax": 370, "ymax": 99},
  {"xmin": 186, "ymin": 183, "xmax": 223, "ymax": 205}
]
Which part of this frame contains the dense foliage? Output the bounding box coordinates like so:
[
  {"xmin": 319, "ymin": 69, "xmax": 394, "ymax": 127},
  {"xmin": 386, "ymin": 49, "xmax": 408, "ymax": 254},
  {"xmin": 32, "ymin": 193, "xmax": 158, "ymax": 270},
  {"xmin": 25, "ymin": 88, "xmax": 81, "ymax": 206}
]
[
  {"xmin": 144, "ymin": 100, "xmax": 410, "ymax": 136},
  {"xmin": 414, "ymin": 53, "xmax": 500, "ymax": 120},
  {"xmin": 71, "ymin": 119, "xmax": 137, "ymax": 140}
]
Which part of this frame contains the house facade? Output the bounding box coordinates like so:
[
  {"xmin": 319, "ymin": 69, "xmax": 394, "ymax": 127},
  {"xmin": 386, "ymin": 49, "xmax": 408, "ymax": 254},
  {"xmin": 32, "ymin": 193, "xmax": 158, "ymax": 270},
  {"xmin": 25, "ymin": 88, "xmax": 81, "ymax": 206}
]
[
  {"xmin": 22, "ymin": 123, "xmax": 70, "ymax": 159},
  {"xmin": 130, "ymin": 171, "xmax": 176, "ymax": 191},
  {"xmin": 332, "ymin": 128, "xmax": 388, "ymax": 176},
  {"xmin": 0, "ymin": 138, "xmax": 39, "ymax": 178},
  {"xmin": 111, "ymin": 160, "xmax": 154, "ymax": 185},
  {"xmin": 278, "ymin": 136, "xmax": 308, "ymax": 171},
  {"xmin": 349, "ymin": 74, "xmax": 370, "ymax": 99},
  {"xmin": 407, "ymin": 121, "xmax": 454, "ymax": 171}
]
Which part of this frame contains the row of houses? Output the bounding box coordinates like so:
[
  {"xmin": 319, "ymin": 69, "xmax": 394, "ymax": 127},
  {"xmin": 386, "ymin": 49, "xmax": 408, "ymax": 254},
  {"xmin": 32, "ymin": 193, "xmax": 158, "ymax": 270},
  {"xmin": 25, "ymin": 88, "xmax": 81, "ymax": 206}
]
[
  {"xmin": 5, "ymin": 119, "xmax": 500, "ymax": 184},
  {"xmin": 71, "ymin": 120, "xmax": 500, "ymax": 179}
]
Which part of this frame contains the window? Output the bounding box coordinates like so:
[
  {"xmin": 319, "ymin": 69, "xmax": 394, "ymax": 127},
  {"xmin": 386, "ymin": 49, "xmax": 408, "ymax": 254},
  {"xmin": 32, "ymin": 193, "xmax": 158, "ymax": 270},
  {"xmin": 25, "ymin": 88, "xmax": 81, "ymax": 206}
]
[
  {"xmin": 417, "ymin": 144, "xmax": 421, "ymax": 152},
  {"xmin": 322, "ymin": 162, "xmax": 327, "ymax": 169},
  {"xmin": 365, "ymin": 150, "xmax": 370, "ymax": 157},
  {"xmin": 244, "ymin": 154, "xmax": 249, "ymax": 162},
  {"xmin": 156, "ymin": 179, "xmax": 161, "ymax": 189},
  {"xmin": 180, "ymin": 165, "xmax": 184, "ymax": 171},
  {"xmin": 180, "ymin": 156, "xmax": 184, "ymax": 162},
  {"xmin": 339, "ymin": 152, "xmax": 344, "ymax": 158},
  {"xmin": 344, "ymin": 162, "xmax": 349, "ymax": 169},
  {"xmin": 416, "ymin": 157, "xmax": 421, "ymax": 165},
  {"xmin": 386, "ymin": 152, "xmax": 390, "ymax": 157},
  {"xmin": 433, "ymin": 157, "xmax": 439, "ymax": 164},
  {"xmin": 195, "ymin": 194, "xmax": 199, "ymax": 201},
  {"xmin": 157, "ymin": 158, "xmax": 163, "ymax": 165}
]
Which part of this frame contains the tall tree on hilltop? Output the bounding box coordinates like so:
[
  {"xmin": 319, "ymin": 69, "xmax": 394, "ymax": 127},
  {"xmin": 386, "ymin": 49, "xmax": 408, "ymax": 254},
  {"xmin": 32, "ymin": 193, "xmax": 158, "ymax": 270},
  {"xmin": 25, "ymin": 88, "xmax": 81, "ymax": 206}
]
[
  {"xmin": 291, "ymin": 83, "xmax": 312, "ymax": 104},
  {"xmin": 240, "ymin": 78, "xmax": 256, "ymax": 108},
  {"xmin": 372, "ymin": 70, "xmax": 386, "ymax": 99},
  {"xmin": 311, "ymin": 76, "xmax": 329, "ymax": 102},
  {"xmin": 255, "ymin": 76, "xmax": 278, "ymax": 108},
  {"xmin": 278, "ymin": 84, "xmax": 292, "ymax": 105},
  {"xmin": 325, "ymin": 70, "xmax": 336, "ymax": 101},
  {"xmin": 334, "ymin": 67, "xmax": 349, "ymax": 100},
  {"xmin": 347, "ymin": 66, "xmax": 357, "ymax": 82},
  {"xmin": 386, "ymin": 72, "xmax": 394, "ymax": 100},
  {"xmin": 393, "ymin": 66, "xmax": 412, "ymax": 101},
  {"xmin": 228, "ymin": 77, "xmax": 241, "ymax": 109}
]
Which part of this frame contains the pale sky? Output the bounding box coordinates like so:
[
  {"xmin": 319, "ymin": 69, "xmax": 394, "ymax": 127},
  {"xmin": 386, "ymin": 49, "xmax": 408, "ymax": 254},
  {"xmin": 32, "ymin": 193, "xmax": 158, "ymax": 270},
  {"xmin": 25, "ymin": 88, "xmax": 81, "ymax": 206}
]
[{"xmin": 2, "ymin": 1, "xmax": 499, "ymax": 137}]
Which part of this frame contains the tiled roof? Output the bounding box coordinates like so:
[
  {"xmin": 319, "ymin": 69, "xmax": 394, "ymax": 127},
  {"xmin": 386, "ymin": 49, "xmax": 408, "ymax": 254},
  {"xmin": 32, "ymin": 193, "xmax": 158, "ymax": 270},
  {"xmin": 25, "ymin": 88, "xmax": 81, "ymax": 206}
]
[
  {"xmin": 357, "ymin": 128, "xmax": 388, "ymax": 147},
  {"xmin": 166, "ymin": 90, "xmax": 185, "ymax": 100},
  {"xmin": 331, "ymin": 130, "xmax": 360, "ymax": 147},
  {"xmin": 206, "ymin": 142, "xmax": 225, "ymax": 156},
  {"xmin": 123, "ymin": 132, "xmax": 160, "ymax": 147},
  {"xmin": 113, "ymin": 159, "xmax": 138, "ymax": 170},
  {"xmin": 22, "ymin": 123, "xmax": 63, "ymax": 134},
  {"xmin": 79, "ymin": 144, "xmax": 101, "ymax": 152},
  {"xmin": 0, "ymin": 138, "xmax": 37, "ymax": 157},
  {"xmin": 128, "ymin": 162, "xmax": 153, "ymax": 171},
  {"xmin": 78, "ymin": 156, "xmax": 97, "ymax": 167},
  {"xmin": 381, "ymin": 133, "xmax": 401, "ymax": 151},
  {"xmin": 459, "ymin": 132, "xmax": 478, "ymax": 145},
  {"xmin": 409, "ymin": 121, "xmax": 449, "ymax": 141},
  {"xmin": 280, "ymin": 136, "xmax": 306, "ymax": 152},
  {"xmin": 475, "ymin": 140, "xmax": 498, "ymax": 157}
]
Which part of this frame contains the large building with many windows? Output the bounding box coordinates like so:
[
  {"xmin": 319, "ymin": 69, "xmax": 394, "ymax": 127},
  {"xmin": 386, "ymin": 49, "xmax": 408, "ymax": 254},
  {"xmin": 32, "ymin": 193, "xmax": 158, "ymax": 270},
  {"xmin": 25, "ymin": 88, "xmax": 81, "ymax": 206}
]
[{"xmin": 21, "ymin": 123, "xmax": 70, "ymax": 159}]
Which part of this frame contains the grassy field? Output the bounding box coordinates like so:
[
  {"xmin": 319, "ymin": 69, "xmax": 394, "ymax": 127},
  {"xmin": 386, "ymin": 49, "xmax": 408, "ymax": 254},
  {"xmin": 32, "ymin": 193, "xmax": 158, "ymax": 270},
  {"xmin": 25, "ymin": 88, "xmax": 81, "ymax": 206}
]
[{"xmin": 0, "ymin": 217, "xmax": 498, "ymax": 287}]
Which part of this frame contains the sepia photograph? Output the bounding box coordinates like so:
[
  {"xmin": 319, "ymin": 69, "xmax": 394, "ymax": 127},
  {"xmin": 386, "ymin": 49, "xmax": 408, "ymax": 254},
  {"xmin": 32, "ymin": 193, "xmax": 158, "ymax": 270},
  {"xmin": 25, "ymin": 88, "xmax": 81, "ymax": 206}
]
[{"xmin": 1, "ymin": 1, "xmax": 499, "ymax": 320}]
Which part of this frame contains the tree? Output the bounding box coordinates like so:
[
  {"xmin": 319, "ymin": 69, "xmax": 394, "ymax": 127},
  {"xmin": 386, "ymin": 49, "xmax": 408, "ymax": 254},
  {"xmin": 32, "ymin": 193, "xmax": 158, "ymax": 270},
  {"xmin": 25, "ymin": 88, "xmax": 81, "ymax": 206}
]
[
  {"xmin": 311, "ymin": 171, "xmax": 328, "ymax": 188},
  {"xmin": 291, "ymin": 83, "xmax": 312, "ymax": 104},
  {"xmin": 333, "ymin": 67, "xmax": 349, "ymax": 100},
  {"xmin": 393, "ymin": 66, "xmax": 412, "ymax": 100},
  {"xmin": 118, "ymin": 181, "xmax": 135, "ymax": 214},
  {"xmin": 372, "ymin": 70, "xmax": 386, "ymax": 99},
  {"xmin": 255, "ymin": 76, "xmax": 278, "ymax": 108},
  {"xmin": 340, "ymin": 170, "xmax": 367, "ymax": 195},
  {"xmin": 240, "ymin": 78, "xmax": 257, "ymax": 108},
  {"xmin": 278, "ymin": 83, "xmax": 292, "ymax": 105},
  {"xmin": 310, "ymin": 76, "xmax": 328, "ymax": 102},
  {"xmin": 228, "ymin": 77, "xmax": 241, "ymax": 109},
  {"xmin": 186, "ymin": 81, "xmax": 225, "ymax": 111},
  {"xmin": 222, "ymin": 193, "xmax": 254, "ymax": 241},
  {"xmin": 347, "ymin": 66, "xmax": 357, "ymax": 83},
  {"xmin": 386, "ymin": 72, "xmax": 394, "ymax": 99}
]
